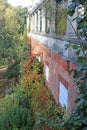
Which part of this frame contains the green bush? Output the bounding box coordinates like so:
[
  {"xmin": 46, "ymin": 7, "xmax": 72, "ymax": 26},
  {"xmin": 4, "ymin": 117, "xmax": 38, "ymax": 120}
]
[
  {"xmin": 0, "ymin": 105, "xmax": 34, "ymax": 130},
  {"xmin": 57, "ymin": 8, "xmax": 67, "ymax": 36},
  {"xmin": 35, "ymin": 100, "xmax": 65, "ymax": 130},
  {"xmin": 5, "ymin": 60, "xmax": 21, "ymax": 83}
]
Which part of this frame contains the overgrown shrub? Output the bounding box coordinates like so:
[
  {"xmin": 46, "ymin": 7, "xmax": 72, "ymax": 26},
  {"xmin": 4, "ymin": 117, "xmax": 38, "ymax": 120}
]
[
  {"xmin": 0, "ymin": 56, "xmax": 66, "ymax": 130},
  {"xmin": 5, "ymin": 60, "xmax": 21, "ymax": 83},
  {"xmin": 21, "ymin": 57, "xmax": 45, "ymax": 96},
  {"xmin": 34, "ymin": 99, "xmax": 65, "ymax": 130},
  {"xmin": 0, "ymin": 105, "xmax": 34, "ymax": 130},
  {"xmin": 21, "ymin": 56, "xmax": 66, "ymax": 130}
]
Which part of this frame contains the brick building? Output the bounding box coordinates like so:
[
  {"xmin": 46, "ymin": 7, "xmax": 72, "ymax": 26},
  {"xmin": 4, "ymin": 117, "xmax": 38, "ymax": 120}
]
[{"xmin": 27, "ymin": 0, "xmax": 82, "ymax": 113}]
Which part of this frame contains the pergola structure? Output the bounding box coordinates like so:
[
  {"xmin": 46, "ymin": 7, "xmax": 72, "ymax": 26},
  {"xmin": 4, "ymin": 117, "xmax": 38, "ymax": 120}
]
[{"xmin": 27, "ymin": 0, "xmax": 84, "ymax": 113}]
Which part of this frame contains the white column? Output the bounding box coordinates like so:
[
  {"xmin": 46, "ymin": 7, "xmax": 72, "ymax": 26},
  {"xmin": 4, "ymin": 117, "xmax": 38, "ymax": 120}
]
[
  {"xmin": 42, "ymin": 9, "xmax": 46, "ymax": 33},
  {"xmin": 34, "ymin": 12, "xmax": 38, "ymax": 32},
  {"xmin": 30, "ymin": 15, "xmax": 34, "ymax": 32},
  {"xmin": 66, "ymin": 0, "xmax": 77, "ymax": 38},
  {"xmin": 40, "ymin": 9, "xmax": 42, "ymax": 32},
  {"xmin": 26, "ymin": 16, "xmax": 29, "ymax": 31},
  {"xmin": 47, "ymin": 19, "xmax": 50, "ymax": 33},
  {"xmin": 38, "ymin": 10, "xmax": 40, "ymax": 32},
  {"xmin": 50, "ymin": 16, "xmax": 56, "ymax": 34},
  {"xmin": 34, "ymin": 13, "xmax": 36, "ymax": 32}
]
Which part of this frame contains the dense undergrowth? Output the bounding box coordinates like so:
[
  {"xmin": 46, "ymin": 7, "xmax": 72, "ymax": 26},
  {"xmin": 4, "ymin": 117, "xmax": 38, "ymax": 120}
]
[
  {"xmin": 0, "ymin": 56, "xmax": 65, "ymax": 130},
  {"xmin": 1, "ymin": 49, "xmax": 87, "ymax": 130},
  {"xmin": 1, "ymin": 0, "xmax": 87, "ymax": 129}
]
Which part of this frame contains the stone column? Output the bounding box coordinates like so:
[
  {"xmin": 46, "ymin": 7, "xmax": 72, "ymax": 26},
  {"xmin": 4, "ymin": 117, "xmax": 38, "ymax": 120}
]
[
  {"xmin": 38, "ymin": 10, "xmax": 40, "ymax": 32},
  {"xmin": 34, "ymin": 12, "xmax": 38, "ymax": 32},
  {"xmin": 42, "ymin": 9, "xmax": 46, "ymax": 33},
  {"xmin": 40, "ymin": 9, "xmax": 42, "ymax": 32},
  {"xmin": 46, "ymin": 18, "xmax": 50, "ymax": 33},
  {"xmin": 34, "ymin": 13, "xmax": 36, "ymax": 32},
  {"xmin": 26, "ymin": 15, "xmax": 29, "ymax": 31},
  {"xmin": 30, "ymin": 14, "xmax": 34, "ymax": 31},
  {"xmin": 66, "ymin": 0, "xmax": 77, "ymax": 38},
  {"xmin": 50, "ymin": 14, "xmax": 56, "ymax": 34}
]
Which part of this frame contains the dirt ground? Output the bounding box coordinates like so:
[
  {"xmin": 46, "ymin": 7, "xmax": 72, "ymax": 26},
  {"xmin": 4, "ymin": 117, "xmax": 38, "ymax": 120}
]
[{"xmin": 0, "ymin": 68, "xmax": 7, "ymax": 98}]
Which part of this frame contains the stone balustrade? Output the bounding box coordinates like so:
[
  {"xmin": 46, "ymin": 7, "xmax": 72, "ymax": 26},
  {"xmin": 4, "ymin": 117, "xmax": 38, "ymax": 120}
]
[{"xmin": 28, "ymin": 32, "xmax": 77, "ymax": 61}]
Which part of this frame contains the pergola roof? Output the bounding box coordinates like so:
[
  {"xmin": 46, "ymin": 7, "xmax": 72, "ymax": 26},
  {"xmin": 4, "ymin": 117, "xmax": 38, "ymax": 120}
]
[{"xmin": 29, "ymin": 0, "xmax": 45, "ymax": 15}]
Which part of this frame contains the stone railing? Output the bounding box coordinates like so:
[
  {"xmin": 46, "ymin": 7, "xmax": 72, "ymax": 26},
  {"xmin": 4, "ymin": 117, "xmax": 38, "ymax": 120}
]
[{"xmin": 28, "ymin": 32, "xmax": 78, "ymax": 61}]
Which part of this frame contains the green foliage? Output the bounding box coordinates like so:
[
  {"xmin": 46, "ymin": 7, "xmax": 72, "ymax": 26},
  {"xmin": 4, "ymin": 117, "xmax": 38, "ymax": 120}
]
[
  {"xmin": 0, "ymin": 94, "xmax": 15, "ymax": 112},
  {"xmin": 22, "ymin": 57, "xmax": 45, "ymax": 96},
  {"xmin": 15, "ymin": 6, "xmax": 27, "ymax": 34},
  {"xmin": 0, "ymin": 55, "xmax": 66, "ymax": 130},
  {"xmin": 1, "ymin": 0, "xmax": 87, "ymax": 130},
  {"xmin": 0, "ymin": 105, "xmax": 34, "ymax": 130},
  {"xmin": 64, "ymin": 61, "xmax": 87, "ymax": 129},
  {"xmin": 0, "ymin": 1, "xmax": 67, "ymax": 130},
  {"xmin": 43, "ymin": 0, "xmax": 67, "ymax": 36},
  {"xmin": 68, "ymin": 0, "xmax": 87, "ymax": 36},
  {"xmin": 21, "ymin": 57, "xmax": 66, "ymax": 130},
  {"xmin": 64, "ymin": 0, "xmax": 87, "ymax": 130},
  {"xmin": 35, "ymin": 100, "xmax": 65, "ymax": 130},
  {"xmin": 0, "ymin": 81, "xmax": 34, "ymax": 130},
  {"xmin": 5, "ymin": 60, "xmax": 21, "ymax": 83},
  {"xmin": 44, "ymin": 0, "xmax": 56, "ymax": 19},
  {"xmin": 0, "ymin": 0, "xmax": 28, "ymax": 66},
  {"xmin": 56, "ymin": 4, "xmax": 67, "ymax": 36},
  {"xmin": 0, "ymin": 85, "xmax": 27, "ymax": 112},
  {"xmin": 29, "ymin": 58, "xmax": 43, "ymax": 74}
]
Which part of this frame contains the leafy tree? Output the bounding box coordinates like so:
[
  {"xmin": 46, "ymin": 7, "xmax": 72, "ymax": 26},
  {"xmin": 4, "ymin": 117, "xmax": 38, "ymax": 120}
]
[
  {"xmin": 43, "ymin": 0, "xmax": 67, "ymax": 36},
  {"xmin": 64, "ymin": 1, "xmax": 87, "ymax": 130},
  {"xmin": 0, "ymin": 0, "xmax": 29, "ymax": 85},
  {"xmin": 15, "ymin": 6, "xmax": 27, "ymax": 34},
  {"xmin": 0, "ymin": 0, "xmax": 8, "ymax": 65},
  {"xmin": 0, "ymin": 0, "xmax": 28, "ymax": 66}
]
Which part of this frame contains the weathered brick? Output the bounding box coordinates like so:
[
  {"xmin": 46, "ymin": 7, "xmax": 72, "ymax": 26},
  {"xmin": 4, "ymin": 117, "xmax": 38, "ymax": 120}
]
[{"xmin": 28, "ymin": 38, "xmax": 78, "ymax": 114}]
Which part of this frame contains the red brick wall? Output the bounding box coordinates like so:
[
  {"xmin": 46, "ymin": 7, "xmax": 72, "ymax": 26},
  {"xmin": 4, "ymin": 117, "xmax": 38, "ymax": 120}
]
[{"xmin": 28, "ymin": 37, "xmax": 78, "ymax": 113}]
